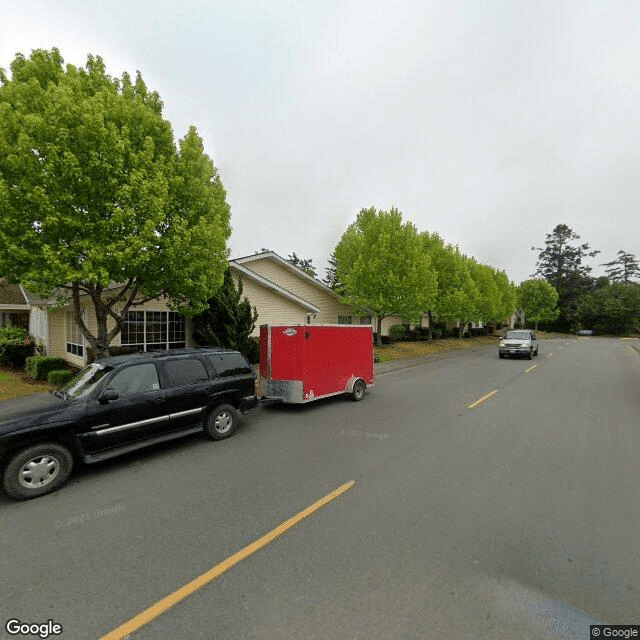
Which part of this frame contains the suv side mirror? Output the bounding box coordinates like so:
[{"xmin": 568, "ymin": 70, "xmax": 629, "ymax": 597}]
[{"xmin": 99, "ymin": 388, "xmax": 119, "ymax": 403}]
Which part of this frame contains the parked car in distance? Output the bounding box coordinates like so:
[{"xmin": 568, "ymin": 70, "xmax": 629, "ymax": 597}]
[
  {"xmin": 578, "ymin": 329, "xmax": 594, "ymax": 336},
  {"xmin": 498, "ymin": 330, "xmax": 539, "ymax": 359},
  {"xmin": 0, "ymin": 348, "xmax": 258, "ymax": 500}
]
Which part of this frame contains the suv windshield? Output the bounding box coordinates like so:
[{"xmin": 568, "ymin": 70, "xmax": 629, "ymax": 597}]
[{"xmin": 62, "ymin": 363, "xmax": 113, "ymax": 399}]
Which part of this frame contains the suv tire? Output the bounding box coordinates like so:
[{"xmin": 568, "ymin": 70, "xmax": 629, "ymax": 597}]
[
  {"xmin": 204, "ymin": 404, "xmax": 239, "ymax": 440},
  {"xmin": 3, "ymin": 443, "xmax": 73, "ymax": 500}
]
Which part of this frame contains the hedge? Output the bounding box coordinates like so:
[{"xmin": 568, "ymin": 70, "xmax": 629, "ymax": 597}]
[
  {"xmin": 47, "ymin": 369, "xmax": 74, "ymax": 386},
  {"xmin": 26, "ymin": 355, "xmax": 68, "ymax": 381}
]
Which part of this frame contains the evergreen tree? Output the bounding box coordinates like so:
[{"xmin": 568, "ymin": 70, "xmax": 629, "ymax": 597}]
[
  {"xmin": 323, "ymin": 250, "xmax": 342, "ymax": 291},
  {"xmin": 601, "ymin": 250, "xmax": 640, "ymax": 284},
  {"xmin": 532, "ymin": 224, "xmax": 600, "ymax": 327},
  {"xmin": 192, "ymin": 269, "xmax": 258, "ymax": 361},
  {"xmin": 287, "ymin": 252, "xmax": 317, "ymax": 277}
]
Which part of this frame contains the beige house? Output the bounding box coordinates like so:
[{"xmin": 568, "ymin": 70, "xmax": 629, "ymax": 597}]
[
  {"xmin": 229, "ymin": 252, "xmax": 371, "ymax": 332},
  {"xmin": 0, "ymin": 280, "xmax": 31, "ymax": 330},
  {"xmin": 5, "ymin": 252, "xmax": 374, "ymax": 367}
]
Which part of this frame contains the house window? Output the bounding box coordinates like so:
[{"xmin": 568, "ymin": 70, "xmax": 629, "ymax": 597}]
[
  {"xmin": 31, "ymin": 309, "xmax": 48, "ymax": 341},
  {"xmin": 66, "ymin": 311, "xmax": 84, "ymax": 357},
  {"xmin": 337, "ymin": 315, "xmax": 352, "ymax": 325},
  {"xmin": 360, "ymin": 316, "xmax": 372, "ymax": 325},
  {"xmin": 121, "ymin": 310, "xmax": 186, "ymax": 351}
]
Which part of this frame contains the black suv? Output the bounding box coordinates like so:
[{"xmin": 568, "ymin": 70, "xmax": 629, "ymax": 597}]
[{"xmin": 0, "ymin": 348, "xmax": 258, "ymax": 500}]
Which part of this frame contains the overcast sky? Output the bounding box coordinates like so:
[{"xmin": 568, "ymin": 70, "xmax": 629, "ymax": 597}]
[{"xmin": 3, "ymin": 1, "xmax": 639, "ymax": 284}]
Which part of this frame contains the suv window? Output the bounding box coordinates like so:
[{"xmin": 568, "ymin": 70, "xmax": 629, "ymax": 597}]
[
  {"xmin": 109, "ymin": 363, "xmax": 160, "ymax": 395},
  {"xmin": 165, "ymin": 357, "xmax": 209, "ymax": 387},
  {"xmin": 207, "ymin": 353, "xmax": 252, "ymax": 378}
]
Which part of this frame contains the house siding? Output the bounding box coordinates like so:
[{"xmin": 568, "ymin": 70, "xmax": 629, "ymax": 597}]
[
  {"xmin": 231, "ymin": 273, "xmax": 310, "ymax": 334},
  {"xmin": 240, "ymin": 258, "xmax": 355, "ymax": 325}
]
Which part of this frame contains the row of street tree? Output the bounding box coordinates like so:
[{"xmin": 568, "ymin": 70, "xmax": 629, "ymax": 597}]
[{"xmin": 331, "ymin": 207, "xmax": 519, "ymax": 345}]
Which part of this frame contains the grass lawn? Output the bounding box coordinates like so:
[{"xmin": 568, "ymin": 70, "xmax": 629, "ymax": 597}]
[
  {"xmin": 373, "ymin": 331, "xmax": 576, "ymax": 362},
  {"xmin": 374, "ymin": 335, "xmax": 499, "ymax": 362},
  {"xmin": 0, "ymin": 365, "xmax": 52, "ymax": 402}
]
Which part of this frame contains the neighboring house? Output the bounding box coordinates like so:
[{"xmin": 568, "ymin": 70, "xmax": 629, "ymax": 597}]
[
  {"xmin": 2, "ymin": 251, "xmax": 368, "ymax": 367},
  {"xmin": 229, "ymin": 252, "xmax": 369, "ymax": 333},
  {"xmin": 507, "ymin": 310, "xmax": 525, "ymax": 329},
  {"xmin": 0, "ymin": 280, "xmax": 30, "ymax": 330},
  {"xmin": 1, "ymin": 280, "xmax": 195, "ymax": 368}
]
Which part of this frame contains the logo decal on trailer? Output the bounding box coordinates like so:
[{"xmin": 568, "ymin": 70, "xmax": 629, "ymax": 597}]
[{"xmin": 283, "ymin": 328, "xmax": 297, "ymax": 336}]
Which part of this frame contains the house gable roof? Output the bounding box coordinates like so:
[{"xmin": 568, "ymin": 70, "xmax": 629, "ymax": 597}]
[
  {"xmin": 231, "ymin": 252, "xmax": 340, "ymax": 299},
  {"xmin": 0, "ymin": 279, "xmax": 28, "ymax": 307},
  {"xmin": 229, "ymin": 261, "xmax": 321, "ymax": 313}
]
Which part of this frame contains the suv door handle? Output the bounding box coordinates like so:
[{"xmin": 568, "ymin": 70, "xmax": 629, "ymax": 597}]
[{"xmin": 153, "ymin": 395, "xmax": 166, "ymax": 403}]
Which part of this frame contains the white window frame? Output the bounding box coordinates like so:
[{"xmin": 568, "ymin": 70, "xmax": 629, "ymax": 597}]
[
  {"xmin": 120, "ymin": 310, "xmax": 187, "ymax": 351},
  {"xmin": 65, "ymin": 310, "xmax": 85, "ymax": 357}
]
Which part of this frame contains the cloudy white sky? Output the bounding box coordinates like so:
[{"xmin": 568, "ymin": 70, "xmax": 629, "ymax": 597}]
[{"xmin": 3, "ymin": 1, "xmax": 639, "ymax": 284}]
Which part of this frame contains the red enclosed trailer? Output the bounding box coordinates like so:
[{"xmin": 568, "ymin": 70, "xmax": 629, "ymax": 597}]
[{"xmin": 259, "ymin": 324, "xmax": 375, "ymax": 403}]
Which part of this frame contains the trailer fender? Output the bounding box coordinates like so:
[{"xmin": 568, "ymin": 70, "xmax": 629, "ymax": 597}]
[{"xmin": 345, "ymin": 376, "xmax": 366, "ymax": 393}]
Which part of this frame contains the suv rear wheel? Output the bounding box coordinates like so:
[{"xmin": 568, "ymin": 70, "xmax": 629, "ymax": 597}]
[
  {"xmin": 204, "ymin": 404, "xmax": 239, "ymax": 440},
  {"xmin": 3, "ymin": 443, "xmax": 73, "ymax": 500}
]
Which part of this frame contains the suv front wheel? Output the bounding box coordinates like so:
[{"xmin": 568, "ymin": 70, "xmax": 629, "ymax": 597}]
[
  {"xmin": 204, "ymin": 404, "xmax": 239, "ymax": 440},
  {"xmin": 3, "ymin": 442, "xmax": 74, "ymax": 500}
]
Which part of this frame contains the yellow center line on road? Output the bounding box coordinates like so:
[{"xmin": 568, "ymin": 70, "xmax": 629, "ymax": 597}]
[
  {"xmin": 467, "ymin": 389, "xmax": 499, "ymax": 409},
  {"xmin": 100, "ymin": 481, "xmax": 356, "ymax": 640},
  {"xmin": 523, "ymin": 364, "xmax": 537, "ymax": 373},
  {"xmin": 545, "ymin": 353, "xmax": 553, "ymax": 358}
]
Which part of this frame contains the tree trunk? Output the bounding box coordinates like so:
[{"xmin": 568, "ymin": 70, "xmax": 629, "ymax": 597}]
[
  {"xmin": 375, "ymin": 316, "xmax": 383, "ymax": 346},
  {"xmin": 427, "ymin": 310, "xmax": 434, "ymax": 342}
]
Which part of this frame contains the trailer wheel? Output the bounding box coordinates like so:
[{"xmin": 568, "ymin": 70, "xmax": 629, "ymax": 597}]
[
  {"xmin": 351, "ymin": 379, "xmax": 366, "ymax": 401},
  {"xmin": 204, "ymin": 404, "xmax": 238, "ymax": 440}
]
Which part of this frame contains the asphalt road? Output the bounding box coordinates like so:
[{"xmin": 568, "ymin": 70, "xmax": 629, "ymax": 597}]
[{"xmin": 1, "ymin": 337, "xmax": 639, "ymax": 639}]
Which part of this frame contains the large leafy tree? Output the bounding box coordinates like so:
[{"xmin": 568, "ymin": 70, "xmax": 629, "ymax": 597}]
[
  {"xmin": 517, "ymin": 279, "xmax": 560, "ymax": 330},
  {"xmin": 334, "ymin": 207, "xmax": 437, "ymax": 345},
  {"xmin": 576, "ymin": 283, "xmax": 640, "ymax": 335},
  {"xmin": 492, "ymin": 269, "xmax": 518, "ymax": 326},
  {"xmin": 0, "ymin": 49, "xmax": 231, "ymax": 358},
  {"xmin": 467, "ymin": 259, "xmax": 502, "ymax": 325},
  {"xmin": 192, "ymin": 268, "xmax": 258, "ymax": 360},
  {"xmin": 532, "ymin": 224, "xmax": 600, "ymax": 327},
  {"xmin": 601, "ymin": 250, "xmax": 640, "ymax": 284}
]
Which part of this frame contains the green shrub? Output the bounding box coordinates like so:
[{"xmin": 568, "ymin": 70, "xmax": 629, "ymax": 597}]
[
  {"xmin": 389, "ymin": 324, "xmax": 409, "ymax": 342},
  {"xmin": 26, "ymin": 355, "xmax": 68, "ymax": 380},
  {"xmin": 244, "ymin": 336, "xmax": 260, "ymax": 364},
  {"xmin": 47, "ymin": 369, "xmax": 73, "ymax": 386},
  {"xmin": 0, "ymin": 327, "xmax": 35, "ymax": 367}
]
